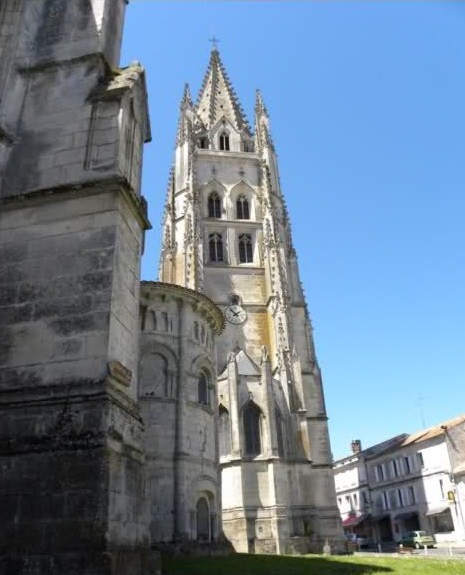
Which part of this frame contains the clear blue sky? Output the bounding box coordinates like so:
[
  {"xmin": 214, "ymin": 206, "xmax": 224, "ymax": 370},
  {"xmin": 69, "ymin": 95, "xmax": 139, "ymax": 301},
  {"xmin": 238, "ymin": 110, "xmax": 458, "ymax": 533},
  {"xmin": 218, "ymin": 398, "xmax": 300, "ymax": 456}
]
[{"xmin": 122, "ymin": 1, "xmax": 465, "ymax": 461}]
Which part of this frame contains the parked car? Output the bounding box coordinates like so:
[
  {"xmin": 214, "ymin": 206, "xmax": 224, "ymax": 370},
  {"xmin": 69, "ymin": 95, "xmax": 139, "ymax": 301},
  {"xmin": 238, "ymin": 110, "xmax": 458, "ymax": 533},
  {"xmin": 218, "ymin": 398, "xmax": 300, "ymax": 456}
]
[{"xmin": 400, "ymin": 530, "xmax": 435, "ymax": 549}]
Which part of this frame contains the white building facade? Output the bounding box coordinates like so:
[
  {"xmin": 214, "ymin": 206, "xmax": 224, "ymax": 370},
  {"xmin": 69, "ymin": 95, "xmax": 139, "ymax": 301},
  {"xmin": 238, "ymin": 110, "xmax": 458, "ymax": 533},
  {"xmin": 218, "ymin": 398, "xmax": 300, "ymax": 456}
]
[{"xmin": 334, "ymin": 416, "xmax": 465, "ymax": 546}]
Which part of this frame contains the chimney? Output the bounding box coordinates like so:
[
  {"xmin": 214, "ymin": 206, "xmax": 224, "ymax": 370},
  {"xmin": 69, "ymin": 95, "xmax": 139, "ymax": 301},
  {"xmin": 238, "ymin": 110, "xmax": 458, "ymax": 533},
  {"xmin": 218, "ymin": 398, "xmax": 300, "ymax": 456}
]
[{"xmin": 351, "ymin": 439, "xmax": 362, "ymax": 454}]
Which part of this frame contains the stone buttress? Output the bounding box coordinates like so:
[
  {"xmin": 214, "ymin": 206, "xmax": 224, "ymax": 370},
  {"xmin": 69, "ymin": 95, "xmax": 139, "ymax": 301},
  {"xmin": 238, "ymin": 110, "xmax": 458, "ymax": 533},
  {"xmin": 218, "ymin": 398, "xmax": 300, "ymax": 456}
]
[{"xmin": 0, "ymin": 1, "xmax": 155, "ymax": 573}]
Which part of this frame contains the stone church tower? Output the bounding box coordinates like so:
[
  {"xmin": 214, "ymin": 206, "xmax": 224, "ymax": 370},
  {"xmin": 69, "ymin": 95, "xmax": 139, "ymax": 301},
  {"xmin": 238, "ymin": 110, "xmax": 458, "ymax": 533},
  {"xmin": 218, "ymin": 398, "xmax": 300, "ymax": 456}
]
[{"xmin": 159, "ymin": 48, "xmax": 344, "ymax": 554}]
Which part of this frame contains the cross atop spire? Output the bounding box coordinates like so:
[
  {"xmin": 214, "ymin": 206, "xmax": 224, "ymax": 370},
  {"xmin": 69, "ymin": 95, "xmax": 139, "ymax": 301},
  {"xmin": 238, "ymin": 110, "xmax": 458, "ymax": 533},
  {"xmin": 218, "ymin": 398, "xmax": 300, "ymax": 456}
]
[{"xmin": 209, "ymin": 36, "xmax": 220, "ymax": 51}]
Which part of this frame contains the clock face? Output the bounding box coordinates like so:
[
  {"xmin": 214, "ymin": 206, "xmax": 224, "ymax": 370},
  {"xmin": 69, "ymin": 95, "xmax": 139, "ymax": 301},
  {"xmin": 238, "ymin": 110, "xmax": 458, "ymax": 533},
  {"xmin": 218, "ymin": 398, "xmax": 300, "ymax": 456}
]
[{"xmin": 225, "ymin": 304, "xmax": 247, "ymax": 325}]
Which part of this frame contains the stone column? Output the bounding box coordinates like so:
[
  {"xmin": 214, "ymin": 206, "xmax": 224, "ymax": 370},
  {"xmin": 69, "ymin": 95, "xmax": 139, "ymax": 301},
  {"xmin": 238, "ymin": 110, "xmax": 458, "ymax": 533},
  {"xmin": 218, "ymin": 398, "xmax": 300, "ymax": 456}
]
[{"xmin": 173, "ymin": 298, "xmax": 189, "ymax": 539}]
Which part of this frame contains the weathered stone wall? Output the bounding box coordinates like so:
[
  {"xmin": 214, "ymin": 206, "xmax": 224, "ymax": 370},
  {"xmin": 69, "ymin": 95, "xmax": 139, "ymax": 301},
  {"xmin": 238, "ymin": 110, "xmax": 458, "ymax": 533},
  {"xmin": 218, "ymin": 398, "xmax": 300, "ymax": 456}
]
[{"xmin": 0, "ymin": 1, "xmax": 155, "ymax": 573}]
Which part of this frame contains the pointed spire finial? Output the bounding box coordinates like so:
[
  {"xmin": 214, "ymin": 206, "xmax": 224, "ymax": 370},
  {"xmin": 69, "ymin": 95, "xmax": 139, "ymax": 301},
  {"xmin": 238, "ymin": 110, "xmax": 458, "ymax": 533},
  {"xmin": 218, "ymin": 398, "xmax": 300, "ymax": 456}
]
[
  {"xmin": 255, "ymin": 89, "xmax": 268, "ymax": 117},
  {"xmin": 182, "ymin": 83, "xmax": 192, "ymax": 105}
]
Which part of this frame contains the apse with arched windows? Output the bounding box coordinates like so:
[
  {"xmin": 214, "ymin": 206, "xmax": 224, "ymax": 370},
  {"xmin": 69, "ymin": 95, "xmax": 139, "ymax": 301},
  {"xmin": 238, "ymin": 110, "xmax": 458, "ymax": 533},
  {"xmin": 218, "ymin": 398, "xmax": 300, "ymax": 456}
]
[{"xmin": 138, "ymin": 282, "xmax": 222, "ymax": 544}]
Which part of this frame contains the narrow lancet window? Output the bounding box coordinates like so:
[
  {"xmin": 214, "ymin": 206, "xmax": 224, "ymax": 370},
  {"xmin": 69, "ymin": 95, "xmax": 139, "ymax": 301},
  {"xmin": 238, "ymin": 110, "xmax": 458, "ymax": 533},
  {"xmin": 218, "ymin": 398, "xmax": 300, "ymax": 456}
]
[
  {"xmin": 208, "ymin": 192, "xmax": 222, "ymax": 218},
  {"xmin": 275, "ymin": 408, "xmax": 285, "ymax": 458},
  {"xmin": 236, "ymin": 194, "xmax": 250, "ymax": 220},
  {"xmin": 209, "ymin": 233, "xmax": 224, "ymax": 263},
  {"xmin": 238, "ymin": 233, "xmax": 253, "ymax": 263},
  {"xmin": 243, "ymin": 402, "xmax": 262, "ymax": 456},
  {"xmin": 219, "ymin": 406, "xmax": 231, "ymax": 457},
  {"xmin": 198, "ymin": 371, "xmax": 210, "ymax": 405},
  {"xmin": 219, "ymin": 132, "xmax": 230, "ymax": 151}
]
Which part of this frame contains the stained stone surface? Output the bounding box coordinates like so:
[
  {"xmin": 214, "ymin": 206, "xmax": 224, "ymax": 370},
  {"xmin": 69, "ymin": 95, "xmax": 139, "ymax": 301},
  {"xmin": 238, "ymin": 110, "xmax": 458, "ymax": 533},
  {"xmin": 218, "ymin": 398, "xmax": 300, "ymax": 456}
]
[{"xmin": 0, "ymin": 1, "xmax": 155, "ymax": 573}]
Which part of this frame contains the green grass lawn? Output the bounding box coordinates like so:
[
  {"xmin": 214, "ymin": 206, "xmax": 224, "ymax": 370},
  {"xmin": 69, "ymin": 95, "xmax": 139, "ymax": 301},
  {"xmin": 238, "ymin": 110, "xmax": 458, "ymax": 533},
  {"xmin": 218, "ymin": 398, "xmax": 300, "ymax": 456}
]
[{"xmin": 163, "ymin": 553, "xmax": 465, "ymax": 575}]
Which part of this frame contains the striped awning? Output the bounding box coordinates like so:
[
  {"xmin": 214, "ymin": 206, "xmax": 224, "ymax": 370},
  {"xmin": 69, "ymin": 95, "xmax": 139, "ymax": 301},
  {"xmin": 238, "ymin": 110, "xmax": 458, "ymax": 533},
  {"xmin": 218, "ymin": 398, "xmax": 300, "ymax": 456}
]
[{"xmin": 342, "ymin": 513, "xmax": 368, "ymax": 527}]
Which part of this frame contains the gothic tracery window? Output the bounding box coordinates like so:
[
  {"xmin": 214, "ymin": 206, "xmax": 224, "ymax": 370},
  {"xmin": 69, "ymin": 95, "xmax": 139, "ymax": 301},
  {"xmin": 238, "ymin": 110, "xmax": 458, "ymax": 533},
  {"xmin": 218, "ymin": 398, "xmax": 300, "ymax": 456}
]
[
  {"xmin": 209, "ymin": 233, "xmax": 224, "ymax": 263},
  {"xmin": 208, "ymin": 192, "xmax": 222, "ymax": 218},
  {"xmin": 219, "ymin": 132, "xmax": 230, "ymax": 151},
  {"xmin": 238, "ymin": 233, "xmax": 253, "ymax": 263},
  {"xmin": 243, "ymin": 402, "xmax": 262, "ymax": 456},
  {"xmin": 236, "ymin": 194, "xmax": 250, "ymax": 220}
]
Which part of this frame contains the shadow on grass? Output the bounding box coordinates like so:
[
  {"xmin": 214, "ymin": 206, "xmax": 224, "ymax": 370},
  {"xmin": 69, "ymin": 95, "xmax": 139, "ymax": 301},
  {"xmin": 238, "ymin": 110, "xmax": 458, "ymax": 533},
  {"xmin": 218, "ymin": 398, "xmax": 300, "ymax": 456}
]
[{"xmin": 163, "ymin": 553, "xmax": 394, "ymax": 575}]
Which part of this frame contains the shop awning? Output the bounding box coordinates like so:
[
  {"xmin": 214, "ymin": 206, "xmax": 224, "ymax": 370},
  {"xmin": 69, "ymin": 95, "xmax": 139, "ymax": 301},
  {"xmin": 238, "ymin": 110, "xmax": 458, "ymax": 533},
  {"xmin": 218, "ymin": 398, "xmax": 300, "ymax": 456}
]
[
  {"xmin": 342, "ymin": 513, "xmax": 368, "ymax": 527},
  {"xmin": 425, "ymin": 505, "xmax": 450, "ymax": 516},
  {"xmin": 395, "ymin": 512, "xmax": 417, "ymax": 521}
]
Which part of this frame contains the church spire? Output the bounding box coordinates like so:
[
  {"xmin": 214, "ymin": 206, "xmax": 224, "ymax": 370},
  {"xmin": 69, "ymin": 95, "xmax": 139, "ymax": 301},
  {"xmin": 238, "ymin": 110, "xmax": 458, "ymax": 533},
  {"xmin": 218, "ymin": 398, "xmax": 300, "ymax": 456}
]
[
  {"xmin": 182, "ymin": 82, "xmax": 193, "ymax": 105},
  {"xmin": 255, "ymin": 88, "xmax": 274, "ymax": 152},
  {"xmin": 255, "ymin": 89, "xmax": 268, "ymax": 117},
  {"xmin": 196, "ymin": 48, "xmax": 251, "ymax": 134}
]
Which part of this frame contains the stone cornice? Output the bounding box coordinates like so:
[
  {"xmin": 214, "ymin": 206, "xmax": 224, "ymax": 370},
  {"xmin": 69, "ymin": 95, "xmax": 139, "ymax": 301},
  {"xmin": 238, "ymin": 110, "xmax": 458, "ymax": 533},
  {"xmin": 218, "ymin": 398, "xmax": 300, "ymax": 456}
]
[
  {"xmin": 0, "ymin": 176, "xmax": 152, "ymax": 230},
  {"xmin": 140, "ymin": 281, "xmax": 225, "ymax": 334}
]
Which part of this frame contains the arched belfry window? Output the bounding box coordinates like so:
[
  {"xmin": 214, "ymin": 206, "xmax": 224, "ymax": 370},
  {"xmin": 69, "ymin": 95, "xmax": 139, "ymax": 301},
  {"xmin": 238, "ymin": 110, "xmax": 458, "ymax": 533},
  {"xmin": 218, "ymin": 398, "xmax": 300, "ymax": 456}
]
[
  {"xmin": 238, "ymin": 233, "xmax": 253, "ymax": 264},
  {"xmin": 236, "ymin": 194, "xmax": 250, "ymax": 220},
  {"xmin": 198, "ymin": 137, "xmax": 208, "ymax": 149},
  {"xmin": 208, "ymin": 192, "xmax": 222, "ymax": 218},
  {"xmin": 243, "ymin": 402, "xmax": 262, "ymax": 456},
  {"xmin": 219, "ymin": 132, "xmax": 230, "ymax": 151},
  {"xmin": 209, "ymin": 233, "xmax": 224, "ymax": 263},
  {"xmin": 198, "ymin": 371, "xmax": 210, "ymax": 405}
]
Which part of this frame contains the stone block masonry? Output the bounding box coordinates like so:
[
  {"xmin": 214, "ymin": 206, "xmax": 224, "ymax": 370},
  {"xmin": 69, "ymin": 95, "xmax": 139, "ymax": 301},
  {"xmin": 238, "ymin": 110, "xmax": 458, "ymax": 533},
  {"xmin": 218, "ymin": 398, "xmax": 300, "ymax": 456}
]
[{"xmin": 0, "ymin": 1, "xmax": 156, "ymax": 573}]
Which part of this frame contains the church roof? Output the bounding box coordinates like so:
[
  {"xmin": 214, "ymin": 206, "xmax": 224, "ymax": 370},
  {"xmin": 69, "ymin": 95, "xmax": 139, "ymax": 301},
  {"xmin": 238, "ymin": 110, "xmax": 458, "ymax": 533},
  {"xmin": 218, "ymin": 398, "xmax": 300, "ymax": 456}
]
[
  {"xmin": 195, "ymin": 48, "xmax": 251, "ymax": 134},
  {"xmin": 218, "ymin": 348, "xmax": 261, "ymax": 379},
  {"xmin": 235, "ymin": 349, "xmax": 261, "ymax": 376}
]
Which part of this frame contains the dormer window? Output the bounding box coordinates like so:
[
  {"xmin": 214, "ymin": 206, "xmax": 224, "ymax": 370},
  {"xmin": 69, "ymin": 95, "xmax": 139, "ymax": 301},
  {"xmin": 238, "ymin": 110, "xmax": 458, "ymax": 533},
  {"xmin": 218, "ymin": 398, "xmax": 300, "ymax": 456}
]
[
  {"xmin": 208, "ymin": 192, "xmax": 222, "ymax": 218},
  {"xmin": 219, "ymin": 132, "xmax": 230, "ymax": 151},
  {"xmin": 236, "ymin": 194, "xmax": 250, "ymax": 220}
]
